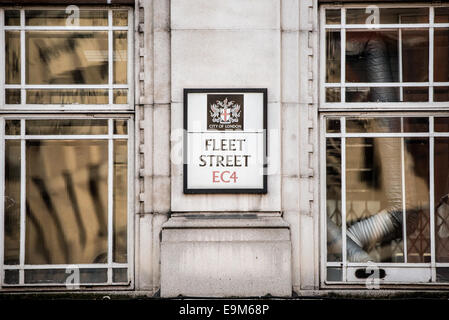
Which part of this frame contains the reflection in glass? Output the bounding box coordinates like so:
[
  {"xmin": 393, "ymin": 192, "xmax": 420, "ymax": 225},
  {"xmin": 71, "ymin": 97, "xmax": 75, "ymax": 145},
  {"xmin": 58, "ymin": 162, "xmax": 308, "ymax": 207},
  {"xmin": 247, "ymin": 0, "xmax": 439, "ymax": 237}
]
[
  {"xmin": 346, "ymin": 31, "xmax": 399, "ymax": 84},
  {"xmin": 5, "ymin": 10, "xmax": 20, "ymax": 26},
  {"xmin": 113, "ymin": 10, "xmax": 128, "ymax": 26},
  {"xmin": 326, "ymin": 9, "xmax": 340, "ymax": 25},
  {"xmin": 402, "ymin": 29, "xmax": 429, "ymax": 82},
  {"xmin": 5, "ymin": 120, "xmax": 21, "ymax": 135},
  {"xmin": 26, "ymin": 32, "xmax": 108, "ymax": 85},
  {"xmin": 4, "ymin": 140, "xmax": 21, "ymax": 265},
  {"xmin": 326, "ymin": 88, "xmax": 340, "ymax": 103},
  {"xmin": 434, "ymin": 28, "xmax": 449, "ymax": 83},
  {"xmin": 27, "ymin": 89, "xmax": 108, "ymax": 104},
  {"xmin": 435, "ymin": 117, "xmax": 449, "ymax": 132},
  {"xmin": 114, "ymin": 89, "xmax": 128, "ymax": 104},
  {"xmin": 5, "ymin": 89, "xmax": 21, "ymax": 104},
  {"xmin": 346, "ymin": 8, "xmax": 429, "ymax": 24},
  {"xmin": 25, "ymin": 140, "xmax": 108, "ymax": 264},
  {"xmin": 403, "ymin": 118, "xmax": 429, "ymax": 132},
  {"xmin": 326, "ymin": 118, "xmax": 340, "ymax": 133},
  {"xmin": 25, "ymin": 10, "xmax": 108, "ymax": 26},
  {"xmin": 114, "ymin": 120, "xmax": 128, "ymax": 135},
  {"xmin": 435, "ymin": 138, "xmax": 449, "ymax": 262},
  {"xmin": 346, "ymin": 118, "xmax": 401, "ymax": 133},
  {"xmin": 114, "ymin": 31, "xmax": 128, "ymax": 84},
  {"xmin": 113, "ymin": 268, "xmax": 128, "ymax": 283},
  {"xmin": 435, "ymin": 8, "xmax": 449, "ymax": 23},
  {"xmin": 434, "ymin": 87, "xmax": 449, "ymax": 102},
  {"xmin": 326, "ymin": 138, "xmax": 342, "ymax": 262},
  {"xmin": 4, "ymin": 270, "xmax": 19, "ymax": 284},
  {"xmin": 326, "ymin": 31, "xmax": 340, "ymax": 83},
  {"xmin": 346, "ymin": 87, "xmax": 399, "ymax": 103},
  {"xmin": 113, "ymin": 140, "xmax": 128, "ymax": 263},
  {"xmin": 6, "ymin": 31, "xmax": 21, "ymax": 84},
  {"xmin": 403, "ymin": 87, "xmax": 428, "ymax": 102},
  {"xmin": 26, "ymin": 119, "xmax": 108, "ymax": 135}
]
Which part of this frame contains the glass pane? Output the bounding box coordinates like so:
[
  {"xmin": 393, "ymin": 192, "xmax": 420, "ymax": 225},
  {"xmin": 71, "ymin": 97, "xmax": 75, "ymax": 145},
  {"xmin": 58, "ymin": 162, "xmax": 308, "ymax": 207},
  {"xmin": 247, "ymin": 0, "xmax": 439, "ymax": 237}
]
[
  {"xmin": 4, "ymin": 270, "xmax": 19, "ymax": 284},
  {"xmin": 326, "ymin": 9, "xmax": 340, "ymax": 25},
  {"xmin": 114, "ymin": 120, "xmax": 128, "ymax": 135},
  {"xmin": 113, "ymin": 10, "xmax": 128, "ymax": 26},
  {"xmin": 113, "ymin": 140, "xmax": 128, "ymax": 264},
  {"xmin": 5, "ymin": 120, "xmax": 21, "ymax": 135},
  {"xmin": 4, "ymin": 140, "xmax": 21, "ymax": 265},
  {"xmin": 326, "ymin": 138, "xmax": 342, "ymax": 262},
  {"xmin": 5, "ymin": 10, "xmax": 20, "ymax": 26},
  {"xmin": 25, "ymin": 140, "xmax": 108, "ymax": 264},
  {"xmin": 114, "ymin": 31, "xmax": 128, "ymax": 84},
  {"xmin": 434, "ymin": 87, "xmax": 449, "ymax": 102},
  {"xmin": 346, "ymin": 8, "xmax": 429, "ymax": 24},
  {"xmin": 26, "ymin": 119, "xmax": 108, "ymax": 135},
  {"xmin": 437, "ymin": 268, "xmax": 449, "ymax": 282},
  {"xmin": 434, "ymin": 28, "xmax": 449, "ymax": 83},
  {"xmin": 435, "ymin": 138, "xmax": 449, "ymax": 262},
  {"xmin": 326, "ymin": 267, "xmax": 342, "ymax": 282},
  {"xmin": 435, "ymin": 7, "xmax": 449, "ymax": 23},
  {"xmin": 402, "ymin": 29, "xmax": 429, "ymax": 82},
  {"xmin": 435, "ymin": 117, "xmax": 449, "ymax": 132},
  {"xmin": 403, "ymin": 87, "xmax": 428, "ymax": 102},
  {"xmin": 6, "ymin": 31, "xmax": 21, "ymax": 85},
  {"xmin": 5, "ymin": 89, "xmax": 21, "ymax": 104},
  {"xmin": 26, "ymin": 89, "xmax": 109, "ymax": 104},
  {"xmin": 326, "ymin": 118, "xmax": 340, "ymax": 133},
  {"xmin": 346, "ymin": 87, "xmax": 400, "ymax": 103},
  {"xmin": 346, "ymin": 118, "xmax": 401, "ymax": 133},
  {"xmin": 325, "ymin": 88, "xmax": 340, "ymax": 103},
  {"xmin": 346, "ymin": 31, "xmax": 399, "ymax": 83},
  {"xmin": 346, "ymin": 137, "xmax": 405, "ymax": 263},
  {"xmin": 25, "ymin": 10, "xmax": 108, "ymax": 26},
  {"xmin": 113, "ymin": 268, "xmax": 128, "ymax": 283},
  {"xmin": 114, "ymin": 89, "xmax": 128, "ymax": 104},
  {"xmin": 26, "ymin": 32, "xmax": 108, "ymax": 85},
  {"xmin": 403, "ymin": 117, "xmax": 429, "ymax": 132},
  {"xmin": 25, "ymin": 269, "xmax": 67, "ymax": 284},
  {"xmin": 80, "ymin": 268, "xmax": 108, "ymax": 283},
  {"xmin": 405, "ymin": 138, "xmax": 430, "ymax": 263},
  {"xmin": 326, "ymin": 31, "xmax": 340, "ymax": 83}
]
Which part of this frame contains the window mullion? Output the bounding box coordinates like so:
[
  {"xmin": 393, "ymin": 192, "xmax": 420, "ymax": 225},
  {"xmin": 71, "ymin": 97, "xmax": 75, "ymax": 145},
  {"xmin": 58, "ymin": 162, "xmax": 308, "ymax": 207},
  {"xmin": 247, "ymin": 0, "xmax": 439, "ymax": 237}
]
[
  {"xmin": 0, "ymin": 118, "xmax": 5, "ymax": 287},
  {"xmin": 19, "ymin": 119, "xmax": 25, "ymax": 285},
  {"xmin": 108, "ymin": 10, "xmax": 113, "ymax": 106},
  {"xmin": 107, "ymin": 119, "xmax": 113, "ymax": 285},
  {"xmin": 429, "ymin": 7, "xmax": 435, "ymax": 103},
  {"xmin": 400, "ymin": 119, "xmax": 408, "ymax": 263},
  {"xmin": 429, "ymin": 116, "xmax": 437, "ymax": 282},
  {"xmin": 20, "ymin": 10, "xmax": 25, "ymax": 106},
  {"xmin": 340, "ymin": 8, "xmax": 346, "ymax": 103},
  {"xmin": 341, "ymin": 116, "xmax": 347, "ymax": 281}
]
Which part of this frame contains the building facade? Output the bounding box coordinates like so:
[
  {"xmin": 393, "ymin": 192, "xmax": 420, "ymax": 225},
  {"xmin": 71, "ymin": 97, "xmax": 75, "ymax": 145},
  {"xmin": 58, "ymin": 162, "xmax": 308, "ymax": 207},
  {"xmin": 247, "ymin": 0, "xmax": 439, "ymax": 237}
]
[{"xmin": 1, "ymin": 0, "xmax": 449, "ymax": 297}]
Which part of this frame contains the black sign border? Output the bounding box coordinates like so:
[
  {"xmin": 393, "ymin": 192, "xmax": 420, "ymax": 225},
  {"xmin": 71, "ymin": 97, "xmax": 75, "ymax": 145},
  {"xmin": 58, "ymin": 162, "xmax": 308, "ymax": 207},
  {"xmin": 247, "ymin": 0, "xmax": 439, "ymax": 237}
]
[{"xmin": 183, "ymin": 88, "xmax": 268, "ymax": 194}]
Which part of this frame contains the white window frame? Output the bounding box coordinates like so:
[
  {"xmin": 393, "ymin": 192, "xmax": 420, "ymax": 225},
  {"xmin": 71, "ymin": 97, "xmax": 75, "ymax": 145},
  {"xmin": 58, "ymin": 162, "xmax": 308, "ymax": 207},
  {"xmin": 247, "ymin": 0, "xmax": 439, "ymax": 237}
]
[
  {"xmin": 320, "ymin": 3, "xmax": 449, "ymax": 287},
  {"xmin": 0, "ymin": 6, "xmax": 134, "ymax": 111},
  {"xmin": 0, "ymin": 115, "xmax": 135, "ymax": 289},
  {"xmin": 320, "ymin": 3, "xmax": 449, "ymax": 111}
]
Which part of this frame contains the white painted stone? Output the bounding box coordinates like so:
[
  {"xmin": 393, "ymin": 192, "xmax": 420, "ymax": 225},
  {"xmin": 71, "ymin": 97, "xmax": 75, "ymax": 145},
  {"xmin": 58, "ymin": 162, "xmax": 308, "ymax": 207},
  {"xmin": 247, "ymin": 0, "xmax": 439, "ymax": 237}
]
[
  {"xmin": 153, "ymin": 176, "xmax": 171, "ymax": 213},
  {"xmin": 281, "ymin": 103, "xmax": 299, "ymax": 176},
  {"xmin": 282, "ymin": 177, "xmax": 300, "ymax": 212},
  {"xmin": 283, "ymin": 211, "xmax": 301, "ymax": 289},
  {"xmin": 281, "ymin": 0, "xmax": 300, "ymax": 31},
  {"xmin": 153, "ymin": 104, "xmax": 171, "ymax": 177},
  {"xmin": 299, "ymin": 214, "xmax": 317, "ymax": 289},
  {"xmin": 171, "ymin": 0, "xmax": 280, "ymax": 30},
  {"xmin": 154, "ymin": 31, "xmax": 171, "ymax": 104},
  {"xmin": 161, "ymin": 218, "xmax": 291, "ymax": 297},
  {"xmin": 153, "ymin": 0, "xmax": 170, "ymax": 31},
  {"xmin": 171, "ymin": 30, "xmax": 280, "ymax": 103},
  {"xmin": 137, "ymin": 214, "xmax": 153, "ymax": 291},
  {"xmin": 281, "ymin": 32, "xmax": 300, "ymax": 103}
]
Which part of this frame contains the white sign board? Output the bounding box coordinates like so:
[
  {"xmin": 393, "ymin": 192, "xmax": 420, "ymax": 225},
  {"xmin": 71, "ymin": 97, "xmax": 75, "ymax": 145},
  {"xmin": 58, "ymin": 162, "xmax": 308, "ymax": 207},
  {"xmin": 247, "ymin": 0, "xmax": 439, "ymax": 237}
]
[{"xmin": 184, "ymin": 89, "xmax": 267, "ymax": 193}]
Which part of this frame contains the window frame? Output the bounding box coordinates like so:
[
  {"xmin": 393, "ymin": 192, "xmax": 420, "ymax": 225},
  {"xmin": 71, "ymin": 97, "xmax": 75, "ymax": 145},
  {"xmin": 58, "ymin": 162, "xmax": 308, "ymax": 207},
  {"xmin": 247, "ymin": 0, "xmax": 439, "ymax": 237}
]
[
  {"xmin": 319, "ymin": 3, "xmax": 449, "ymax": 288},
  {"xmin": 0, "ymin": 6, "xmax": 134, "ymax": 111},
  {"xmin": 320, "ymin": 3, "xmax": 449, "ymax": 111},
  {"xmin": 0, "ymin": 115, "xmax": 135, "ymax": 290}
]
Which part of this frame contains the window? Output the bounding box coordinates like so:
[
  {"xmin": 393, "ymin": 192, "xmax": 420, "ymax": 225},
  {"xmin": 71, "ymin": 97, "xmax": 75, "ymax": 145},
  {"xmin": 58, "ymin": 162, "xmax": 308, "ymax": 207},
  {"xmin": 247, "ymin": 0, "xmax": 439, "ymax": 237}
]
[
  {"xmin": 0, "ymin": 7, "xmax": 134, "ymax": 288},
  {"xmin": 2, "ymin": 8, "xmax": 132, "ymax": 110},
  {"xmin": 321, "ymin": 5, "xmax": 449, "ymax": 108},
  {"xmin": 321, "ymin": 4, "xmax": 449, "ymax": 285},
  {"xmin": 1, "ymin": 117, "xmax": 132, "ymax": 286}
]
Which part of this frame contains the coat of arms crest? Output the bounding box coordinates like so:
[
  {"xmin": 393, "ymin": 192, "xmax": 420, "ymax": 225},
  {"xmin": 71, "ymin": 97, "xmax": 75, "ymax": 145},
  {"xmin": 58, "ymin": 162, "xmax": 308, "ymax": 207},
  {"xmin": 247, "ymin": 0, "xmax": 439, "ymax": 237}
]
[{"xmin": 207, "ymin": 94, "xmax": 244, "ymax": 130}]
